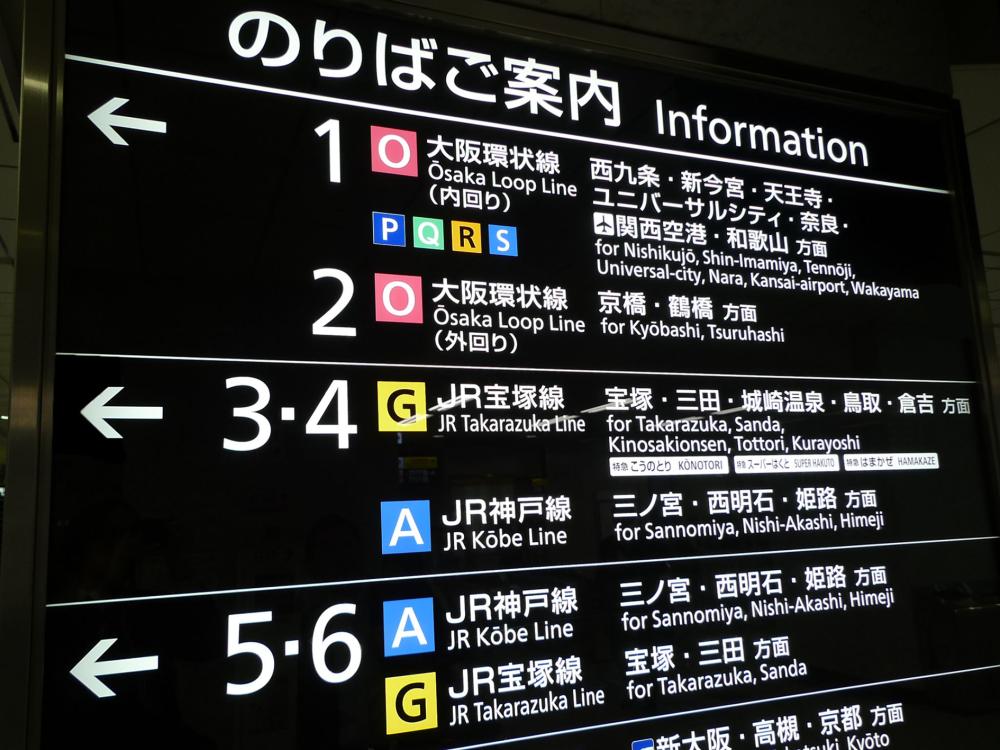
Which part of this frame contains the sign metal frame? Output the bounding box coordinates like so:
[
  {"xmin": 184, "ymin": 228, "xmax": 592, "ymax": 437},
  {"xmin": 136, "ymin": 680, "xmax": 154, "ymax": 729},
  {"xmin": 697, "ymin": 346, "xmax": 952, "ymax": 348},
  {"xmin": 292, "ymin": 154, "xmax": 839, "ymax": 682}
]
[{"xmin": 1, "ymin": 1, "xmax": 998, "ymax": 748}]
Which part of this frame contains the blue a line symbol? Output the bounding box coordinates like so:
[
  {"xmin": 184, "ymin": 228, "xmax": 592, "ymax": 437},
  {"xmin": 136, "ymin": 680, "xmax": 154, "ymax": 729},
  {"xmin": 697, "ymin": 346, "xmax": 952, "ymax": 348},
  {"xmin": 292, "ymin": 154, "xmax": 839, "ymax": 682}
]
[
  {"xmin": 383, "ymin": 597, "xmax": 435, "ymax": 656},
  {"xmin": 380, "ymin": 500, "xmax": 431, "ymax": 554}
]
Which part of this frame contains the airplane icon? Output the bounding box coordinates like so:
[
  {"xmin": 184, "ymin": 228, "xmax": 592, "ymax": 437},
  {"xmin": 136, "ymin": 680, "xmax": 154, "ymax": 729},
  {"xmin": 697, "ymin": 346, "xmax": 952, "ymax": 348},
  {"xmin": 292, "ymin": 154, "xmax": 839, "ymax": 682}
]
[{"xmin": 593, "ymin": 212, "xmax": 615, "ymax": 236}]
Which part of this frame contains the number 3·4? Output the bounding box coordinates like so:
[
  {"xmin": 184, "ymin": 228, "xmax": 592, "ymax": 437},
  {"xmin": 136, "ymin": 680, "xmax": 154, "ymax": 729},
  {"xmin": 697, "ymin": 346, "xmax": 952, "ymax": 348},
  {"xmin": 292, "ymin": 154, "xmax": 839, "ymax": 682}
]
[{"xmin": 224, "ymin": 378, "xmax": 358, "ymax": 451}]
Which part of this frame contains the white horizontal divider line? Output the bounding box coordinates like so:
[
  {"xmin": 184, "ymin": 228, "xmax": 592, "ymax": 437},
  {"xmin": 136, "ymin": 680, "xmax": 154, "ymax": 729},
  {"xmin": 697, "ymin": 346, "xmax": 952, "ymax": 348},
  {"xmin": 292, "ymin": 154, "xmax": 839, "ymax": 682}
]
[
  {"xmin": 55, "ymin": 352, "xmax": 977, "ymax": 385},
  {"xmin": 46, "ymin": 534, "xmax": 998, "ymax": 608},
  {"xmin": 65, "ymin": 53, "xmax": 951, "ymax": 196},
  {"xmin": 446, "ymin": 663, "xmax": 1000, "ymax": 750}
]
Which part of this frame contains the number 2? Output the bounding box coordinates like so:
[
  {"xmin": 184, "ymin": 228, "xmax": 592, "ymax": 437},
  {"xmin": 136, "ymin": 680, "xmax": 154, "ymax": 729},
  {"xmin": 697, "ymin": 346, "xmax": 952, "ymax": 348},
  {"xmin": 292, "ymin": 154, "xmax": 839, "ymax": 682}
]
[{"xmin": 312, "ymin": 268, "xmax": 356, "ymax": 337}]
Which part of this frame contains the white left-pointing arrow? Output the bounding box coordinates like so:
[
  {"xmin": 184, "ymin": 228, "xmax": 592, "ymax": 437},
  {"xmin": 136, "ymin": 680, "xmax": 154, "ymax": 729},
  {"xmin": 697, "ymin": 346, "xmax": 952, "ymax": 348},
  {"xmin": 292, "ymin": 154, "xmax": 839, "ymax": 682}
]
[
  {"xmin": 81, "ymin": 386, "xmax": 164, "ymax": 439},
  {"xmin": 88, "ymin": 97, "xmax": 167, "ymax": 146},
  {"xmin": 71, "ymin": 638, "xmax": 159, "ymax": 698}
]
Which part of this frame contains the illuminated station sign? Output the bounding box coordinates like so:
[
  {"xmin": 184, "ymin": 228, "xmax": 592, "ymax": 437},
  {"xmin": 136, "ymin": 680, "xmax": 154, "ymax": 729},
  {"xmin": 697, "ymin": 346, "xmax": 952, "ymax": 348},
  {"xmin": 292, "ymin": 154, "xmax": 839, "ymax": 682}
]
[{"xmin": 6, "ymin": 0, "xmax": 1000, "ymax": 748}]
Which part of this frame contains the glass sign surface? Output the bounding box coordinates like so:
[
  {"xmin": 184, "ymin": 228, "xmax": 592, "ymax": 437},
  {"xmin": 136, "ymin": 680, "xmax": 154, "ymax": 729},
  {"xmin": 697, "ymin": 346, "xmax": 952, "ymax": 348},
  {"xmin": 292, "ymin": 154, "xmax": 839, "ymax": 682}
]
[{"xmin": 37, "ymin": 0, "xmax": 1000, "ymax": 748}]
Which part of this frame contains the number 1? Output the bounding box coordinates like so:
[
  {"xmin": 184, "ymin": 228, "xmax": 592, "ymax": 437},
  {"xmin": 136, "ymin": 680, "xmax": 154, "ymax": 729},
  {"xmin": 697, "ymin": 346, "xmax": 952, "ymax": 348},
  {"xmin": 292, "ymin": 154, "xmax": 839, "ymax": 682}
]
[{"xmin": 315, "ymin": 119, "xmax": 341, "ymax": 183}]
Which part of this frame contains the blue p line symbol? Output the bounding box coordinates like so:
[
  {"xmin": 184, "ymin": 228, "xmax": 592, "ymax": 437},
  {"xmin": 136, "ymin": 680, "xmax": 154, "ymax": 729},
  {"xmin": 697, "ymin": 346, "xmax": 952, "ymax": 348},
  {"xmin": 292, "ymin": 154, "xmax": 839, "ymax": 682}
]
[{"xmin": 373, "ymin": 211, "xmax": 406, "ymax": 246}]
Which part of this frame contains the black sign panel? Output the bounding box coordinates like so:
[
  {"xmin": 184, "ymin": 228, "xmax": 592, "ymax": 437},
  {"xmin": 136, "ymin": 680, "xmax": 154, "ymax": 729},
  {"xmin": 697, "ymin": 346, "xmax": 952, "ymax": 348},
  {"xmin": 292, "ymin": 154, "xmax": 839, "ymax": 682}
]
[{"xmin": 16, "ymin": 1, "xmax": 1000, "ymax": 748}]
